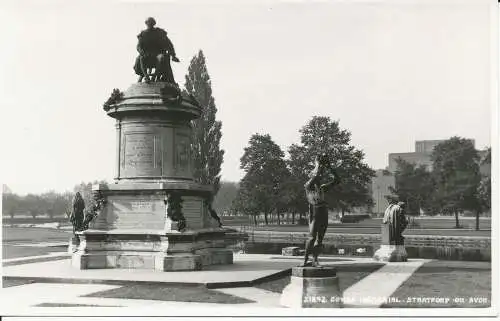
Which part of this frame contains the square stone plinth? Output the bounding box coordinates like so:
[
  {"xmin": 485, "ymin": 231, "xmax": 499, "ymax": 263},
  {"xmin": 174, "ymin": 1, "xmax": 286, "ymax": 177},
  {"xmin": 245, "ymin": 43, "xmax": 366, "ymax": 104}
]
[
  {"xmin": 280, "ymin": 266, "xmax": 342, "ymax": 308},
  {"xmin": 71, "ymin": 229, "xmax": 234, "ymax": 272},
  {"xmin": 373, "ymin": 244, "xmax": 408, "ymax": 262}
]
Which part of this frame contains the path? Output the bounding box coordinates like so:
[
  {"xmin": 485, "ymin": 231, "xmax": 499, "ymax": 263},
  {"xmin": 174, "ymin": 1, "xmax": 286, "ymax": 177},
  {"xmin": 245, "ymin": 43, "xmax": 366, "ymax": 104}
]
[
  {"xmin": 343, "ymin": 259, "xmax": 429, "ymax": 307},
  {"xmin": 2, "ymin": 251, "xmax": 429, "ymax": 310}
]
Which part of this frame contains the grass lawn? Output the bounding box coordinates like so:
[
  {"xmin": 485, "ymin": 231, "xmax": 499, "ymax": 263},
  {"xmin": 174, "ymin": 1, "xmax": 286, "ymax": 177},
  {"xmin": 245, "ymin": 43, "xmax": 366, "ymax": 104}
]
[
  {"xmin": 2, "ymin": 244, "xmax": 66, "ymax": 260},
  {"xmin": 84, "ymin": 284, "xmax": 254, "ymax": 304},
  {"xmin": 2, "ymin": 227, "xmax": 72, "ymax": 243},
  {"xmin": 254, "ymin": 263, "xmax": 384, "ymax": 294},
  {"xmin": 382, "ymin": 260, "xmax": 491, "ymax": 308}
]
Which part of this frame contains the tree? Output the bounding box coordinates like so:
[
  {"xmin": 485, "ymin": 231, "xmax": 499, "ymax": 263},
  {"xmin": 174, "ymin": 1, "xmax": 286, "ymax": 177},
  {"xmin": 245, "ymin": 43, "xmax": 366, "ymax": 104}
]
[
  {"xmin": 287, "ymin": 144, "xmax": 311, "ymax": 223},
  {"xmin": 23, "ymin": 194, "xmax": 42, "ymax": 219},
  {"xmin": 233, "ymin": 172, "xmax": 267, "ymax": 225},
  {"xmin": 287, "ymin": 116, "xmax": 375, "ymax": 215},
  {"xmin": 389, "ymin": 158, "xmax": 435, "ymax": 215},
  {"xmin": 431, "ymin": 137, "xmax": 481, "ymax": 228},
  {"xmin": 185, "ymin": 50, "xmax": 224, "ymax": 194},
  {"xmin": 213, "ymin": 181, "xmax": 239, "ymax": 215},
  {"xmin": 233, "ymin": 134, "xmax": 291, "ymax": 225},
  {"xmin": 2, "ymin": 193, "xmax": 20, "ymax": 219},
  {"xmin": 40, "ymin": 191, "xmax": 58, "ymax": 219},
  {"xmin": 475, "ymin": 147, "xmax": 491, "ymax": 230},
  {"xmin": 73, "ymin": 180, "xmax": 107, "ymax": 217}
]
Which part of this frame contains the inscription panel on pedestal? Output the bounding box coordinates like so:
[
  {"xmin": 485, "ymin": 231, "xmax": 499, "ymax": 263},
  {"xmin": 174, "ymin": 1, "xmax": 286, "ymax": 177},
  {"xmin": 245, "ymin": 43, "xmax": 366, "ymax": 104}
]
[
  {"xmin": 182, "ymin": 196, "xmax": 203, "ymax": 229},
  {"xmin": 106, "ymin": 197, "xmax": 165, "ymax": 230},
  {"xmin": 122, "ymin": 132, "xmax": 162, "ymax": 177},
  {"xmin": 174, "ymin": 130, "xmax": 191, "ymax": 177}
]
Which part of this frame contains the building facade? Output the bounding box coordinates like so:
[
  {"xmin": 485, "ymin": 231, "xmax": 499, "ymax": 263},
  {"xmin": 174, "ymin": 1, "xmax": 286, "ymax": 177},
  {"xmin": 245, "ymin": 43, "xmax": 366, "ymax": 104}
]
[{"xmin": 371, "ymin": 139, "xmax": 489, "ymax": 215}]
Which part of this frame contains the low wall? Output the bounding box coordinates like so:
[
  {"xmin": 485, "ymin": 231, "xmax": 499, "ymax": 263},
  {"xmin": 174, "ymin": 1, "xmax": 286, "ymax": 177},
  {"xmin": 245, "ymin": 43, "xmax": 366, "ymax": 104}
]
[{"xmin": 244, "ymin": 231, "xmax": 491, "ymax": 261}]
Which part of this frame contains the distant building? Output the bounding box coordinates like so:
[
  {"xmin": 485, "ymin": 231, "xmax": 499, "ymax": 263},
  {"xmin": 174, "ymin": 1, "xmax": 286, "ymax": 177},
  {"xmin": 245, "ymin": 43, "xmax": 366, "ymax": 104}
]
[
  {"xmin": 371, "ymin": 169, "xmax": 395, "ymax": 215},
  {"xmin": 388, "ymin": 140, "xmax": 445, "ymax": 172},
  {"xmin": 372, "ymin": 139, "xmax": 489, "ymax": 215},
  {"xmin": 414, "ymin": 140, "xmax": 446, "ymax": 153},
  {"xmin": 388, "ymin": 139, "xmax": 479, "ymax": 172}
]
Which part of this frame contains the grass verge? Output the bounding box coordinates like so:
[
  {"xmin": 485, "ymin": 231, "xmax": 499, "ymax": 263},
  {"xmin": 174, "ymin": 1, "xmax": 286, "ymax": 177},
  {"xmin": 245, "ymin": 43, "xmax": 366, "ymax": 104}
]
[
  {"xmin": 84, "ymin": 284, "xmax": 254, "ymax": 304},
  {"xmin": 382, "ymin": 260, "xmax": 491, "ymax": 308}
]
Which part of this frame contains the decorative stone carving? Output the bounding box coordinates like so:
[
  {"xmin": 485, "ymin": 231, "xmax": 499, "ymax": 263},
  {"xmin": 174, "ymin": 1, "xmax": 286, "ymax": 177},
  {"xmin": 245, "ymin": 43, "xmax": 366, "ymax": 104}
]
[
  {"xmin": 103, "ymin": 89, "xmax": 124, "ymax": 111},
  {"xmin": 82, "ymin": 191, "xmax": 107, "ymax": 230},
  {"xmin": 160, "ymin": 83, "xmax": 182, "ymax": 104},
  {"xmin": 204, "ymin": 197, "xmax": 223, "ymax": 228},
  {"xmin": 164, "ymin": 192, "xmax": 186, "ymax": 232}
]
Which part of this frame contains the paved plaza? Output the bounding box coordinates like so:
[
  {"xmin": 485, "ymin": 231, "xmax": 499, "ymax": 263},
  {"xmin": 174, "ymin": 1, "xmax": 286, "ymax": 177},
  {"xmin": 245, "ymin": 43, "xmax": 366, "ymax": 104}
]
[
  {"xmin": 2, "ymin": 241, "xmax": 431, "ymax": 311},
  {"xmin": 1, "ymin": 226, "xmax": 492, "ymax": 315}
]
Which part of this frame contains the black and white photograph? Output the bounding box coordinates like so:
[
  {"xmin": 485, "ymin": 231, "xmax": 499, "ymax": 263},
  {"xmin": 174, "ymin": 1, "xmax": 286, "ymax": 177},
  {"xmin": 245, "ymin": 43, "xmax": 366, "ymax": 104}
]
[{"xmin": 0, "ymin": 0, "xmax": 497, "ymax": 318}]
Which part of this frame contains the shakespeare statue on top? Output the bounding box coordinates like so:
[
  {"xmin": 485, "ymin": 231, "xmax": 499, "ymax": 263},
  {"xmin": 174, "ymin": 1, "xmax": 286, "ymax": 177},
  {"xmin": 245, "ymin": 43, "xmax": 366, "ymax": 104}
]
[
  {"xmin": 303, "ymin": 153, "xmax": 340, "ymax": 267},
  {"xmin": 134, "ymin": 17, "xmax": 180, "ymax": 84}
]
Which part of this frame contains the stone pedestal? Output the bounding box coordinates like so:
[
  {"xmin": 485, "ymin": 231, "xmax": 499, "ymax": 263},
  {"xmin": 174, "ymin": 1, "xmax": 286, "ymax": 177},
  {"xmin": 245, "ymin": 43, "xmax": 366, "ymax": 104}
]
[
  {"xmin": 280, "ymin": 266, "xmax": 342, "ymax": 308},
  {"xmin": 72, "ymin": 229, "xmax": 233, "ymax": 271},
  {"xmin": 373, "ymin": 245, "xmax": 408, "ymax": 262},
  {"xmin": 71, "ymin": 82, "xmax": 233, "ymax": 271},
  {"xmin": 68, "ymin": 235, "xmax": 79, "ymax": 254},
  {"xmin": 282, "ymin": 246, "xmax": 301, "ymax": 256},
  {"xmin": 373, "ymin": 224, "xmax": 408, "ymax": 262}
]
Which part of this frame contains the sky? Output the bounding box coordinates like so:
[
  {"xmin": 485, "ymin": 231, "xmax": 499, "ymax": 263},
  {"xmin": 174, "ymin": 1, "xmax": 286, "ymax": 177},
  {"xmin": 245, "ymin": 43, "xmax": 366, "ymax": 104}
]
[{"xmin": 0, "ymin": 0, "xmax": 496, "ymax": 195}]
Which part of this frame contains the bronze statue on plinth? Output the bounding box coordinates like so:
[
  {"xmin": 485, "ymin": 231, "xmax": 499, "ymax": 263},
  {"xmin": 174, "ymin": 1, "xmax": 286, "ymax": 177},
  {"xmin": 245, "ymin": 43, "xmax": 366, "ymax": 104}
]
[
  {"xmin": 373, "ymin": 201, "xmax": 409, "ymax": 262},
  {"xmin": 133, "ymin": 17, "xmax": 180, "ymax": 84},
  {"xmin": 69, "ymin": 192, "xmax": 85, "ymax": 233},
  {"xmin": 382, "ymin": 201, "xmax": 408, "ymax": 245},
  {"xmin": 302, "ymin": 153, "xmax": 340, "ymax": 267}
]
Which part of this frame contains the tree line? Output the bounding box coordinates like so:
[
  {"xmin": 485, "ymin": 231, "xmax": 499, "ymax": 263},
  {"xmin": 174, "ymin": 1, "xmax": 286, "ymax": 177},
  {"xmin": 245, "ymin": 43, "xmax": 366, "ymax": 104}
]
[
  {"xmin": 232, "ymin": 116, "xmax": 376, "ymax": 225},
  {"xmin": 2, "ymin": 181, "xmax": 104, "ymax": 219},
  {"xmin": 389, "ymin": 137, "xmax": 491, "ymax": 230},
  {"xmin": 2, "ymin": 180, "xmax": 238, "ymax": 220}
]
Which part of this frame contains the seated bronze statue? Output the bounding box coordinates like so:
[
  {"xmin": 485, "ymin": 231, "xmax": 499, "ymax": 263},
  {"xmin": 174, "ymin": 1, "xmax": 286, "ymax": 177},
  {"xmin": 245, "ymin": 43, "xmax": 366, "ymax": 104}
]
[{"xmin": 134, "ymin": 17, "xmax": 180, "ymax": 84}]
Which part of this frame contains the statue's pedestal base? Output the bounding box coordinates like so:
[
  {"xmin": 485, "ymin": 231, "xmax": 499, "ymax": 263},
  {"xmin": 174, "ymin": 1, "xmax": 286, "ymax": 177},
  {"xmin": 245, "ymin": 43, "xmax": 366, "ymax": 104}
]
[
  {"xmin": 281, "ymin": 247, "xmax": 301, "ymax": 256},
  {"xmin": 71, "ymin": 229, "xmax": 233, "ymax": 271},
  {"xmin": 68, "ymin": 235, "xmax": 79, "ymax": 254},
  {"xmin": 373, "ymin": 244, "xmax": 408, "ymax": 262},
  {"xmin": 280, "ymin": 266, "xmax": 342, "ymax": 308}
]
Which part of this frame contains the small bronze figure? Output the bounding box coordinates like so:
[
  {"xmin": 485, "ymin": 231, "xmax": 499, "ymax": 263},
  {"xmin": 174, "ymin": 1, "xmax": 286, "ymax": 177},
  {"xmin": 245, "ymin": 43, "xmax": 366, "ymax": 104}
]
[
  {"xmin": 69, "ymin": 192, "xmax": 85, "ymax": 233},
  {"xmin": 134, "ymin": 17, "xmax": 180, "ymax": 84},
  {"xmin": 205, "ymin": 196, "xmax": 223, "ymax": 228},
  {"xmin": 302, "ymin": 153, "xmax": 340, "ymax": 267},
  {"xmin": 382, "ymin": 201, "xmax": 408, "ymax": 245}
]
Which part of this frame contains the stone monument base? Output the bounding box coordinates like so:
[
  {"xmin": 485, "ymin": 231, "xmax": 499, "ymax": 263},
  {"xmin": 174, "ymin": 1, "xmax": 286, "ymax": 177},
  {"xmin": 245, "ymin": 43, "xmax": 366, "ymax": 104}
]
[
  {"xmin": 373, "ymin": 244, "xmax": 408, "ymax": 262},
  {"xmin": 280, "ymin": 266, "xmax": 342, "ymax": 308},
  {"xmin": 67, "ymin": 235, "xmax": 79, "ymax": 254},
  {"xmin": 71, "ymin": 229, "xmax": 233, "ymax": 271}
]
